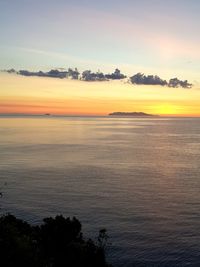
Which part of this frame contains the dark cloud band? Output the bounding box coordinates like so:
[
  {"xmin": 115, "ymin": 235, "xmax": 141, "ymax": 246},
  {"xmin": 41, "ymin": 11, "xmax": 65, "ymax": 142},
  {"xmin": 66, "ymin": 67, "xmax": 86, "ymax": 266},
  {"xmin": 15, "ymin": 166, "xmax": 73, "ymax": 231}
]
[
  {"xmin": 3, "ymin": 68, "xmax": 192, "ymax": 88},
  {"xmin": 130, "ymin": 73, "xmax": 192, "ymax": 88}
]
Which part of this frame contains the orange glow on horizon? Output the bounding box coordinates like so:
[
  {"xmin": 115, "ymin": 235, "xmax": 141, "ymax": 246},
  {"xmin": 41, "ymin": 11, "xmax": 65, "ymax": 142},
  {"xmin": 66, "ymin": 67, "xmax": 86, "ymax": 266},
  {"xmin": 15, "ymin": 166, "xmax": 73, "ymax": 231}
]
[{"xmin": 1, "ymin": 73, "xmax": 200, "ymax": 117}]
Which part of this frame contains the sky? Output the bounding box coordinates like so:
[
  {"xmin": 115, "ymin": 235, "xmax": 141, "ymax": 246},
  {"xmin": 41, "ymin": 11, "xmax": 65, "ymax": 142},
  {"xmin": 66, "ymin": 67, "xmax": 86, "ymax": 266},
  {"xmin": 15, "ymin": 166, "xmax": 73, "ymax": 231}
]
[{"xmin": 0, "ymin": 0, "xmax": 200, "ymax": 116}]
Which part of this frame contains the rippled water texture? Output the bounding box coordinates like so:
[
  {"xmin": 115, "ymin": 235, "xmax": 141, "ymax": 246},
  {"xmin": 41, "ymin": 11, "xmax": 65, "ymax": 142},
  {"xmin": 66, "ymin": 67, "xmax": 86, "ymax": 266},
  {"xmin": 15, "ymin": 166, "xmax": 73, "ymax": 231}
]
[{"xmin": 0, "ymin": 116, "xmax": 200, "ymax": 266}]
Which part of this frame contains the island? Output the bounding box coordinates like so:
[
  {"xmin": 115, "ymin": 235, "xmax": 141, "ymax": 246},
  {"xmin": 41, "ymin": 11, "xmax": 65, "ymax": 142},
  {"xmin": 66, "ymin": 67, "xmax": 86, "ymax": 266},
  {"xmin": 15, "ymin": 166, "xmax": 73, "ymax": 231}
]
[{"xmin": 108, "ymin": 112, "xmax": 156, "ymax": 117}]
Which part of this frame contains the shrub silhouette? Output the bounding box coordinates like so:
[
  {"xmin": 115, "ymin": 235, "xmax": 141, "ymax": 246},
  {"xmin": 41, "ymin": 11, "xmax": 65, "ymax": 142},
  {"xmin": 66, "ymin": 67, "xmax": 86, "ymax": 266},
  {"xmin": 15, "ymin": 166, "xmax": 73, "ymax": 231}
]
[{"xmin": 0, "ymin": 214, "xmax": 111, "ymax": 267}]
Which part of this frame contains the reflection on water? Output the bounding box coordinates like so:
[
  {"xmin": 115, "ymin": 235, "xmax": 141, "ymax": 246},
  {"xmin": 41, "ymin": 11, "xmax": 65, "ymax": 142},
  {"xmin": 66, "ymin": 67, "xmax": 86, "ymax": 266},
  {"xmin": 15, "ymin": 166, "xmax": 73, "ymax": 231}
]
[{"xmin": 0, "ymin": 116, "xmax": 200, "ymax": 266}]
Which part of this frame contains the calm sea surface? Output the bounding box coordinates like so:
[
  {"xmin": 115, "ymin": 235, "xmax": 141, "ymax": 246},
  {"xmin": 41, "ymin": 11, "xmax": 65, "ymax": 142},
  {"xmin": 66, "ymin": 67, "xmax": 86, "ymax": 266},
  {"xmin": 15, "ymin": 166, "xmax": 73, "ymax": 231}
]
[{"xmin": 0, "ymin": 116, "xmax": 200, "ymax": 266}]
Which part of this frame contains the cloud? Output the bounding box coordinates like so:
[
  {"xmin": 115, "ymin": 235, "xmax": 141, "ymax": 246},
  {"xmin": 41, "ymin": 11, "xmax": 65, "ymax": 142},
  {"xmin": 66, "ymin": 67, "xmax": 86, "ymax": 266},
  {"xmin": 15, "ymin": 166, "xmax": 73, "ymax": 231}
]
[
  {"xmin": 130, "ymin": 73, "xmax": 167, "ymax": 86},
  {"xmin": 2, "ymin": 68, "xmax": 16, "ymax": 74},
  {"xmin": 168, "ymin": 78, "xmax": 192, "ymax": 88},
  {"xmin": 81, "ymin": 69, "xmax": 126, "ymax": 81},
  {"xmin": 2, "ymin": 68, "xmax": 192, "ymax": 88},
  {"xmin": 130, "ymin": 73, "xmax": 192, "ymax": 88},
  {"xmin": 3, "ymin": 68, "xmax": 127, "ymax": 81},
  {"xmin": 18, "ymin": 69, "xmax": 68, "ymax": 79}
]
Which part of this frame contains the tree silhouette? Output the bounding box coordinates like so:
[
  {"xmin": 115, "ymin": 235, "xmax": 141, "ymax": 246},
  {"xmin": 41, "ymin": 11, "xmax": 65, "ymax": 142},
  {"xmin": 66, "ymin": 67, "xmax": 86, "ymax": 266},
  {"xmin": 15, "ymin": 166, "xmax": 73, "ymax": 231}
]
[{"xmin": 0, "ymin": 214, "xmax": 111, "ymax": 267}]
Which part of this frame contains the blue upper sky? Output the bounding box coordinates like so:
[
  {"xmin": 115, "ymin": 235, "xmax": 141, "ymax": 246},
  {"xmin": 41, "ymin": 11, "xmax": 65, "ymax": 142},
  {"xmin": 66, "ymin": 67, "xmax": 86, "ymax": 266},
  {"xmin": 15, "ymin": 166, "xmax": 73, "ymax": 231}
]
[{"xmin": 0, "ymin": 0, "xmax": 199, "ymax": 80}]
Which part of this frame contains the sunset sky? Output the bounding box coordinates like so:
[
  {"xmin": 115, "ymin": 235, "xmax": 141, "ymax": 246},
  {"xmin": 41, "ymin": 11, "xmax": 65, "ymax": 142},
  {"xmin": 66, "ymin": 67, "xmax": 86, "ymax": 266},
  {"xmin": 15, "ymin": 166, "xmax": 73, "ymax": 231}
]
[{"xmin": 0, "ymin": 0, "xmax": 200, "ymax": 116}]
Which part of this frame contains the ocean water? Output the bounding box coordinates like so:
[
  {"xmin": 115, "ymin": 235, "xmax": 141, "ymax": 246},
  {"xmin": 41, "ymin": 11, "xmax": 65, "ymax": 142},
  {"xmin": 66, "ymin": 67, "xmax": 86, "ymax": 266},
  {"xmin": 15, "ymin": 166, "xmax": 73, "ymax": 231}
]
[{"xmin": 0, "ymin": 116, "xmax": 200, "ymax": 266}]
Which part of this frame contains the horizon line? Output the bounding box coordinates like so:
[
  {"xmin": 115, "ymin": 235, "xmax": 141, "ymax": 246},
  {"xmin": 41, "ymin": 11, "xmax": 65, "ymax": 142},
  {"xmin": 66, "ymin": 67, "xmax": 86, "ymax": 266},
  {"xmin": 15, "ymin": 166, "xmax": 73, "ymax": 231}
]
[{"xmin": 0, "ymin": 113, "xmax": 200, "ymax": 118}]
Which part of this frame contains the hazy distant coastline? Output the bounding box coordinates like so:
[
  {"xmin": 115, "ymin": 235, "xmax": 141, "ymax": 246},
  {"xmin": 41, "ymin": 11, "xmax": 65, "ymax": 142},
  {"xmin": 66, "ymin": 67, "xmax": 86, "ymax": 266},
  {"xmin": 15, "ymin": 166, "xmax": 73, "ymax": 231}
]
[{"xmin": 108, "ymin": 112, "xmax": 157, "ymax": 117}]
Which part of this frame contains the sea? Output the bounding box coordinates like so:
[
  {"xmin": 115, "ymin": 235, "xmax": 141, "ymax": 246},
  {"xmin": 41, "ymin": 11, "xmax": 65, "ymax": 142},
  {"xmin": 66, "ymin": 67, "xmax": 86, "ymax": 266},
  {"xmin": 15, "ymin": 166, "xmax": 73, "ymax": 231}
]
[{"xmin": 0, "ymin": 115, "xmax": 200, "ymax": 266}]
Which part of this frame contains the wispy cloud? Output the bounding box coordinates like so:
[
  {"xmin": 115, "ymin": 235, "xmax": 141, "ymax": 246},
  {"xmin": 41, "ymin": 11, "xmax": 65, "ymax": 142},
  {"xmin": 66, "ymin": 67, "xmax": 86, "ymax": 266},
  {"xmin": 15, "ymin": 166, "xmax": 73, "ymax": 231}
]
[{"xmin": 16, "ymin": 46, "xmax": 119, "ymax": 70}]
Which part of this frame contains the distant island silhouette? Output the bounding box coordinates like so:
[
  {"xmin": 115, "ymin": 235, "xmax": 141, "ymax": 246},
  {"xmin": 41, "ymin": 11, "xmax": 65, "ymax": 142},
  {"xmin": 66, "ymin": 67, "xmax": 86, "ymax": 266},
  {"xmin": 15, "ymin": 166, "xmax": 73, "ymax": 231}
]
[{"xmin": 109, "ymin": 112, "xmax": 156, "ymax": 117}]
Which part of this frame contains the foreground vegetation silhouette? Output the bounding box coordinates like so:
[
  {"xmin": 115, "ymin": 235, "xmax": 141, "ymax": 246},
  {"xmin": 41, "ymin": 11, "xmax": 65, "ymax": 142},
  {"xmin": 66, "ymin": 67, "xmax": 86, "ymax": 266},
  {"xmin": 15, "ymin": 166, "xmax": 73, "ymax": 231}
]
[{"xmin": 0, "ymin": 214, "xmax": 111, "ymax": 267}]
